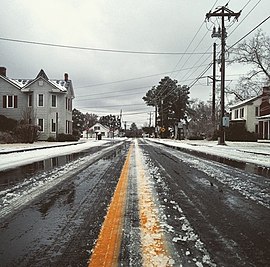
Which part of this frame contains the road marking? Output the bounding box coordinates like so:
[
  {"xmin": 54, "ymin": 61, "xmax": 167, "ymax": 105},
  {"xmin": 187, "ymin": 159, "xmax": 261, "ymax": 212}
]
[
  {"xmin": 88, "ymin": 144, "xmax": 133, "ymax": 267},
  {"xmin": 135, "ymin": 140, "xmax": 174, "ymax": 266}
]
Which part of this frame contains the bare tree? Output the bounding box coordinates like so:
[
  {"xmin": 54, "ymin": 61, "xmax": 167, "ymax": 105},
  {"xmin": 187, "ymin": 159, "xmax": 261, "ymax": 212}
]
[{"xmin": 229, "ymin": 30, "xmax": 270, "ymax": 100}]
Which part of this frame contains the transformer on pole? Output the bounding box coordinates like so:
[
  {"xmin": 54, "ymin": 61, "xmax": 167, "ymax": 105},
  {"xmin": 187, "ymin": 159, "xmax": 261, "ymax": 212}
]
[{"xmin": 206, "ymin": 6, "xmax": 241, "ymax": 145}]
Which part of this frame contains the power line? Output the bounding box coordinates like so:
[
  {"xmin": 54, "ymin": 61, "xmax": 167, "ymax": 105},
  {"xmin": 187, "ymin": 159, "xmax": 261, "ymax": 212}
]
[
  {"xmin": 0, "ymin": 36, "xmax": 212, "ymax": 56},
  {"xmin": 75, "ymin": 85, "xmax": 151, "ymax": 98},
  {"xmin": 75, "ymin": 90, "xmax": 147, "ymax": 101},
  {"xmin": 228, "ymin": 0, "xmax": 261, "ymax": 37},
  {"xmin": 228, "ymin": 14, "xmax": 270, "ymax": 50},
  {"xmin": 76, "ymin": 64, "xmax": 211, "ymax": 89},
  {"xmin": 148, "ymin": 0, "xmax": 219, "ymax": 104},
  {"xmin": 80, "ymin": 103, "xmax": 146, "ymax": 109}
]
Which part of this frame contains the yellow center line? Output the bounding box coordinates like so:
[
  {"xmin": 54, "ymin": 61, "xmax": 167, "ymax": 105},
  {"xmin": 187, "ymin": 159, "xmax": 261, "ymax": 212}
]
[
  {"xmin": 88, "ymin": 144, "xmax": 133, "ymax": 267},
  {"xmin": 135, "ymin": 140, "xmax": 174, "ymax": 266}
]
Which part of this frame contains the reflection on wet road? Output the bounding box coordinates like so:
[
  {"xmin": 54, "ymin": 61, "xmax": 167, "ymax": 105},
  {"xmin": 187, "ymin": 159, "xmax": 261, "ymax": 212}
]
[
  {"xmin": 0, "ymin": 142, "xmax": 128, "ymax": 266},
  {"xmin": 0, "ymin": 138, "xmax": 269, "ymax": 267}
]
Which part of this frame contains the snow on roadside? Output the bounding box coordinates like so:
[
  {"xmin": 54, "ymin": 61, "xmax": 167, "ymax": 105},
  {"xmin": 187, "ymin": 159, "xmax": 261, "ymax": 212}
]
[
  {"xmin": 0, "ymin": 139, "xmax": 117, "ymax": 172},
  {"xmin": 165, "ymin": 146, "xmax": 270, "ymax": 210},
  {"xmin": 0, "ymin": 142, "xmax": 123, "ymax": 220},
  {"xmin": 149, "ymin": 139, "xmax": 270, "ymax": 168}
]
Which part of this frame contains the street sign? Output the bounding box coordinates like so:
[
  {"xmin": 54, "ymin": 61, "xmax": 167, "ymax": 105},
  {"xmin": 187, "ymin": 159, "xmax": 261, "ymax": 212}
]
[{"xmin": 223, "ymin": 116, "xmax": 230, "ymax": 127}]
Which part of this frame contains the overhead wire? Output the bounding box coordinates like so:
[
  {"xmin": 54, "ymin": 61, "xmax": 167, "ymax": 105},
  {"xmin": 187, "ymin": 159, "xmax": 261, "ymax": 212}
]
[
  {"xmin": 76, "ymin": 63, "xmax": 211, "ymax": 89},
  {"xmin": 0, "ymin": 36, "xmax": 211, "ymax": 55},
  {"xmin": 228, "ymin": 0, "xmax": 261, "ymax": 38},
  {"xmin": 150, "ymin": 0, "xmax": 220, "ymax": 104}
]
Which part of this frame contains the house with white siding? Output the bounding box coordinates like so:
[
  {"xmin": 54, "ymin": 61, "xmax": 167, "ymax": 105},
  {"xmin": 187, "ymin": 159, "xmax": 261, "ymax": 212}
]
[
  {"xmin": 230, "ymin": 86, "xmax": 270, "ymax": 140},
  {"xmin": 83, "ymin": 122, "xmax": 119, "ymax": 138},
  {"xmin": 0, "ymin": 67, "xmax": 75, "ymax": 140}
]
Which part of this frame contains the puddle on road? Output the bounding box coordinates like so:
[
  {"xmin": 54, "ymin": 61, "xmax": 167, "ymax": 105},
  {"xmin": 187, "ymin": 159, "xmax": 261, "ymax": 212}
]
[{"xmin": 0, "ymin": 146, "xmax": 105, "ymax": 190}]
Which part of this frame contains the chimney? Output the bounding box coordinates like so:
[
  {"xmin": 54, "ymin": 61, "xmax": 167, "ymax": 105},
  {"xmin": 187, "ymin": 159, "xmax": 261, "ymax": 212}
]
[
  {"xmin": 64, "ymin": 73, "xmax": 69, "ymax": 82},
  {"xmin": 262, "ymin": 86, "xmax": 270, "ymax": 95},
  {"xmin": 0, "ymin": 67, "xmax": 7, "ymax": 77}
]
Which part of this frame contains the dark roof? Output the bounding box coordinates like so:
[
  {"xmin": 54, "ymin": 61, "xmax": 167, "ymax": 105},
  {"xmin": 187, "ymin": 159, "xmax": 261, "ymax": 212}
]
[{"xmin": 36, "ymin": 69, "xmax": 49, "ymax": 80}]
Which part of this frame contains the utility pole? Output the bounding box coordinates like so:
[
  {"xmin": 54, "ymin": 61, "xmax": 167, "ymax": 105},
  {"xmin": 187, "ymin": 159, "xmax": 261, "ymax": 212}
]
[
  {"xmin": 148, "ymin": 111, "xmax": 152, "ymax": 127},
  {"xmin": 206, "ymin": 6, "xmax": 241, "ymax": 145},
  {"xmin": 212, "ymin": 42, "xmax": 216, "ymax": 126}
]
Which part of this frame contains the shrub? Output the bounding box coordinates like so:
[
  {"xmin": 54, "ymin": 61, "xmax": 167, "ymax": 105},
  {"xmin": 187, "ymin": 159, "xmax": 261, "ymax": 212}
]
[
  {"xmin": 0, "ymin": 115, "xmax": 17, "ymax": 131},
  {"xmin": 0, "ymin": 131, "xmax": 18, "ymax": 143},
  {"xmin": 188, "ymin": 135, "xmax": 204, "ymax": 140},
  {"xmin": 57, "ymin": 133, "xmax": 79, "ymax": 142},
  {"xmin": 225, "ymin": 122, "xmax": 258, "ymax": 142},
  {"xmin": 47, "ymin": 136, "xmax": 56, "ymax": 142},
  {"xmin": 14, "ymin": 124, "xmax": 40, "ymax": 143}
]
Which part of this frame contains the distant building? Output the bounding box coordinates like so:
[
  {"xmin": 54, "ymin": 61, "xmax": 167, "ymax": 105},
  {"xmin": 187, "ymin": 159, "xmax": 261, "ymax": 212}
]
[
  {"xmin": 0, "ymin": 67, "xmax": 75, "ymax": 140},
  {"xmin": 230, "ymin": 86, "xmax": 270, "ymax": 140},
  {"xmin": 83, "ymin": 122, "xmax": 119, "ymax": 138}
]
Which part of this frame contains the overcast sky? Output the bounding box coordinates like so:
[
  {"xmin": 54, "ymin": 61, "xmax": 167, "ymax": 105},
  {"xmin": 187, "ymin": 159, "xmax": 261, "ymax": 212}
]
[{"xmin": 1, "ymin": 0, "xmax": 269, "ymax": 127}]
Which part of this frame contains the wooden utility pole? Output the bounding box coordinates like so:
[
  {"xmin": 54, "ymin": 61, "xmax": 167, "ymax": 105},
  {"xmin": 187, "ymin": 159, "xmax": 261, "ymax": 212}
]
[
  {"xmin": 206, "ymin": 6, "xmax": 241, "ymax": 145},
  {"xmin": 212, "ymin": 42, "xmax": 216, "ymax": 126}
]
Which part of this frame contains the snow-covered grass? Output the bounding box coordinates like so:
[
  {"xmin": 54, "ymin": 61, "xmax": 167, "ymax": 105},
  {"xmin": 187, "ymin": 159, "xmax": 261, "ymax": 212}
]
[
  {"xmin": 0, "ymin": 138, "xmax": 122, "ymax": 171},
  {"xmin": 148, "ymin": 139, "xmax": 270, "ymax": 168},
  {"xmin": 0, "ymin": 139, "xmax": 124, "ymax": 219}
]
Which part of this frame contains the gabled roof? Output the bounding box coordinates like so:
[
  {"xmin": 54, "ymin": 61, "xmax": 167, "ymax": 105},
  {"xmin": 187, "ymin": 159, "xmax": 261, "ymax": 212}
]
[
  {"xmin": 229, "ymin": 95, "xmax": 260, "ymax": 109},
  {"xmin": 1, "ymin": 69, "xmax": 74, "ymax": 97},
  {"xmin": 90, "ymin": 122, "xmax": 110, "ymax": 131},
  {"xmin": 36, "ymin": 69, "xmax": 49, "ymax": 80},
  {"xmin": 0, "ymin": 74, "xmax": 23, "ymax": 89}
]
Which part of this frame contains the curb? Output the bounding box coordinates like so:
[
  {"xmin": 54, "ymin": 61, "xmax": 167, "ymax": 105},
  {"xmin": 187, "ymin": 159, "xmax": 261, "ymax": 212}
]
[
  {"xmin": 0, "ymin": 141, "xmax": 85, "ymax": 155},
  {"xmin": 150, "ymin": 140, "xmax": 270, "ymax": 179}
]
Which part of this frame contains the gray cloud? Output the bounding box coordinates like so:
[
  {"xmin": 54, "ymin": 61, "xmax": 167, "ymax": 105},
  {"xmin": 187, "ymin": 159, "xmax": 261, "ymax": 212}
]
[{"xmin": 1, "ymin": 0, "xmax": 269, "ymax": 127}]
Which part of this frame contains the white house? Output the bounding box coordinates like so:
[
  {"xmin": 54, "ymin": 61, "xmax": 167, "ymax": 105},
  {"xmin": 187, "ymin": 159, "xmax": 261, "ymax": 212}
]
[
  {"xmin": 0, "ymin": 67, "xmax": 75, "ymax": 140},
  {"xmin": 83, "ymin": 122, "xmax": 119, "ymax": 138},
  {"xmin": 230, "ymin": 86, "xmax": 270, "ymax": 140}
]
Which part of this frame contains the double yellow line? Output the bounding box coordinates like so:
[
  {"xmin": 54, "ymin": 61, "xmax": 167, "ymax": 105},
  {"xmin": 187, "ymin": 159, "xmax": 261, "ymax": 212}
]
[
  {"xmin": 88, "ymin": 141, "xmax": 173, "ymax": 266},
  {"xmin": 88, "ymin": 145, "xmax": 133, "ymax": 267}
]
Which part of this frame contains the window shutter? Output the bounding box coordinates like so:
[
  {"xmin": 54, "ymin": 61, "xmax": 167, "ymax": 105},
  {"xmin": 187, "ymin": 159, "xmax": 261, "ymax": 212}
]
[
  {"xmin": 3, "ymin": 96, "xmax": 6, "ymax": 108},
  {"xmin": 14, "ymin": 95, "xmax": 18, "ymax": 108}
]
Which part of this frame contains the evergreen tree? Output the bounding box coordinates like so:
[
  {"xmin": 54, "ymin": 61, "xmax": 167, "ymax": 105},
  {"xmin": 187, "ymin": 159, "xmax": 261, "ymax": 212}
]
[{"xmin": 143, "ymin": 76, "xmax": 190, "ymax": 137}]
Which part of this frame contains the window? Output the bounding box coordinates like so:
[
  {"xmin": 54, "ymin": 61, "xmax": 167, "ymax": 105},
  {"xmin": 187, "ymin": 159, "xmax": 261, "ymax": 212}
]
[
  {"xmin": 255, "ymin": 106, "xmax": 260, "ymax": 116},
  {"xmin": 66, "ymin": 97, "xmax": 72, "ymax": 111},
  {"xmin": 28, "ymin": 94, "xmax": 33, "ymax": 107},
  {"xmin": 52, "ymin": 95, "xmax": 57, "ymax": 107},
  {"xmin": 51, "ymin": 119, "xmax": 56, "ymax": 132},
  {"xmin": 240, "ymin": 108, "xmax": 244, "ymax": 118},
  {"xmin": 66, "ymin": 120, "xmax": 72, "ymax": 134},
  {"xmin": 38, "ymin": 94, "xmax": 44, "ymax": 107},
  {"xmin": 2, "ymin": 95, "xmax": 17, "ymax": 108},
  {"xmin": 38, "ymin": 118, "xmax": 44, "ymax": 132},
  {"xmin": 94, "ymin": 126, "xmax": 100, "ymax": 130},
  {"xmin": 234, "ymin": 109, "xmax": 239, "ymax": 119}
]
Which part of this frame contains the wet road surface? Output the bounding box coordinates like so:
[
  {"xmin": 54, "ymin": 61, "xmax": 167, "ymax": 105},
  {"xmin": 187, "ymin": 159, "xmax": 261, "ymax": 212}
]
[{"xmin": 0, "ymin": 138, "xmax": 269, "ymax": 266}]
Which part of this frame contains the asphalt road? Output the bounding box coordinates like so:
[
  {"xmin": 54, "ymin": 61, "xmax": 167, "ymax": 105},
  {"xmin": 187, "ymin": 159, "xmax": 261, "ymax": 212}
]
[{"xmin": 0, "ymin": 138, "xmax": 269, "ymax": 267}]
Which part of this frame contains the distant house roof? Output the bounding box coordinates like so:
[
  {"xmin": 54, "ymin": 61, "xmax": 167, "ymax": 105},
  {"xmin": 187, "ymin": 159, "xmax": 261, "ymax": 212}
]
[
  {"xmin": 257, "ymin": 114, "xmax": 270, "ymax": 120},
  {"xmin": 229, "ymin": 95, "xmax": 260, "ymax": 109},
  {"xmin": 90, "ymin": 123, "xmax": 110, "ymax": 131}
]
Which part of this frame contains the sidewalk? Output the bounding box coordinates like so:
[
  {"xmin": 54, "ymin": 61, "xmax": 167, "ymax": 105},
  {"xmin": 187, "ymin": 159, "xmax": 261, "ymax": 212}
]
[{"xmin": 148, "ymin": 138, "xmax": 270, "ymax": 178}]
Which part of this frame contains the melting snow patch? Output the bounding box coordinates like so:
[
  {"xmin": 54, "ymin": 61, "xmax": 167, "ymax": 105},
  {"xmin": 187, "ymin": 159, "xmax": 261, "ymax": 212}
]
[{"xmin": 141, "ymin": 147, "xmax": 216, "ymax": 267}]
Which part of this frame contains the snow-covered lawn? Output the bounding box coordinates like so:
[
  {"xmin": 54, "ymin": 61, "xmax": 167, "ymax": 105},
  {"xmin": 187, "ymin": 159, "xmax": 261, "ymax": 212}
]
[
  {"xmin": 149, "ymin": 139, "xmax": 270, "ymax": 168},
  {"xmin": 0, "ymin": 138, "xmax": 119, "ymax": 171}
]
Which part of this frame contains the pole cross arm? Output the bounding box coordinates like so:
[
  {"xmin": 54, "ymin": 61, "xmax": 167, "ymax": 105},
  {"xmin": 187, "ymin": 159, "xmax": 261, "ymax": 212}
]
[{"xmin": 206, "ymin": 6, "xmax": 241, "ymax": 21}]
